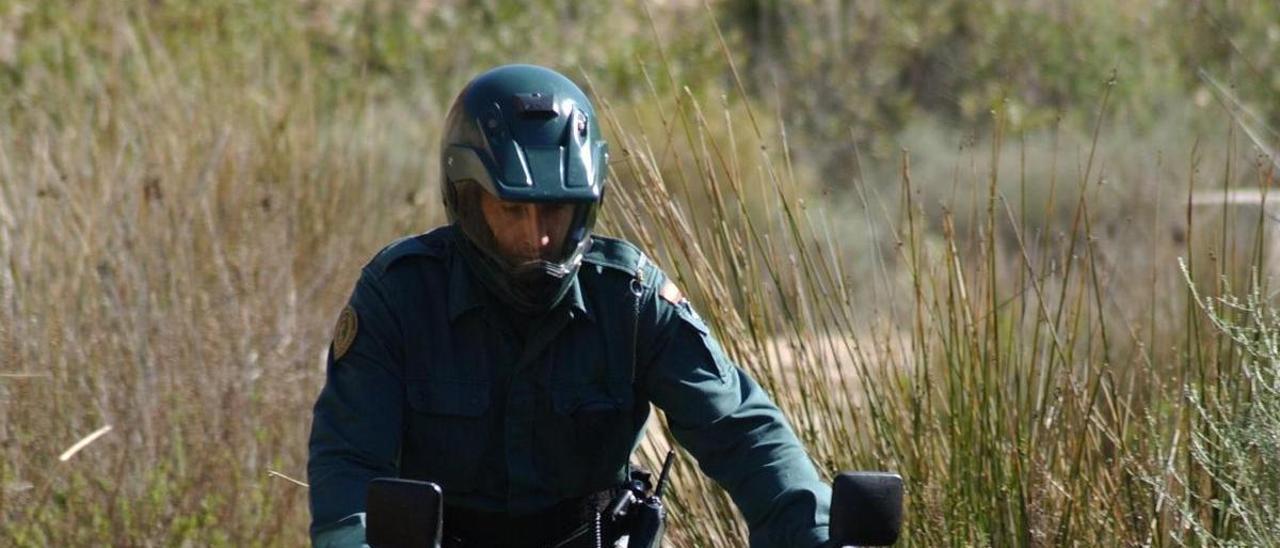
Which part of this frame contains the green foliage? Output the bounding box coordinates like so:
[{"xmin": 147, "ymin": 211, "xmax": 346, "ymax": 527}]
[
  {"xmin": 1172, "ymin": 268, "xmax": 1280, "ymax": 545},
  {"xmin": 717, "ymin": 0, "xmax": 1279, "ymax": 184}
]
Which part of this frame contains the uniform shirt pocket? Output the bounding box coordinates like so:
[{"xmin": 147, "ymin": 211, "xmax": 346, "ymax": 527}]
[
  {"xmin": 541, "ymin": 383, "xmax": 633, "ymax": 495},
  {"xmin": 406, "ymin": 379, "xmax": 490, "ymax": 417},
  {"xmin": 402, "ymin": 379, "xmax": 492, "ymax": 493},
  {"xmin": 553, "ymin": 386, "xmax": 626, "ymax": 441}
]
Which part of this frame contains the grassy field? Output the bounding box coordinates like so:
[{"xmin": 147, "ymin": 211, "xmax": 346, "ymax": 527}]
[{"xmin": 3, "ymin": 1, "xmax": 1279, "ymax": 546}]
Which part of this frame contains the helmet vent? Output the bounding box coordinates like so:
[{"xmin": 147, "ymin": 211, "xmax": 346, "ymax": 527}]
[{"xmin": 513, "ymin": 92, "xmax": 558, "ymax": 119}]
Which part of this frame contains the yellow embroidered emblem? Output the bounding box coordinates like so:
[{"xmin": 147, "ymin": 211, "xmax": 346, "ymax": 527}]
[
  {"xmin": 659, "ymin": 280, "xmax": 684, "ymax": 304},
  {"xmin": 332, "ymin": 305, "xmax": 358, "ymax": 361}
]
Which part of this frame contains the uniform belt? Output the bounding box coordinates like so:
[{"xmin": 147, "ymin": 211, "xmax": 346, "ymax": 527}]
[{"xmin": 442, "ymin": 491, "xmax": 620, "ymax": 548}]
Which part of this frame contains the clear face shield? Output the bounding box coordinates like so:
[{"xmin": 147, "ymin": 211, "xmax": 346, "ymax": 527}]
[{"xmin": 452, "ymin": 182, "xmax": 598, "ymax": 313}]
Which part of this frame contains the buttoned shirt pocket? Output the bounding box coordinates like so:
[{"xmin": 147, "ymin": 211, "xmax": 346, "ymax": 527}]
[
  {"xmin": 539, "ymin": 383, "xmax": 633, "ymax": 496},
  {"xmin": 403, "ymin": 379, "xmax": 491, "ymax": 494}
]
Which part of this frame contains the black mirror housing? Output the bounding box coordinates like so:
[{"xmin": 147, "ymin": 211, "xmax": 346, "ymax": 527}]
[
  {"xmin": 366, "ymin": 478, "xmax": 443, "ymax": 548},
  {"xmin": 829, "ymin": 471, "xmax": 903, "ymax": 547}
]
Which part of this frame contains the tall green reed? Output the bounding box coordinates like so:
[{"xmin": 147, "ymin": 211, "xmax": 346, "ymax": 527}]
[{"xmin": 597, "ymin": 11, "xmax": 1278, "ymax": 544}]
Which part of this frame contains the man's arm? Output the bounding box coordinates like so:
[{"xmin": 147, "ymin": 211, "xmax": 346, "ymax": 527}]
[
  {"xmin": 638, "ymin": 267, "xmax": 831, "ymax": 548},
  {"xmin": 308, "ymin": 270, "xmax": 406, "ymax": 547}
]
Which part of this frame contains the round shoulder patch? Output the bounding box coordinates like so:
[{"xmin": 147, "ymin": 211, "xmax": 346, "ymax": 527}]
[{"xmin": 332, "ymin": 305, "xmax": 358, "ymax": 361}]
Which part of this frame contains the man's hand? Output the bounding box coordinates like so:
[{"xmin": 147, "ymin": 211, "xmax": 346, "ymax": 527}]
[{"xmin": 312, "ymin": 513, "xmax": 368, "ymax": 548}]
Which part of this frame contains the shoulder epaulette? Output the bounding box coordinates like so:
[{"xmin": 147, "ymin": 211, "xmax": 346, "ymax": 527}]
[
  {"xmin": 582, "ymin": 235, "xmax": 648, "ymax": 281},
  {"xmin": 367, "ymin": 227, "xmax": 453, "ymax": 277}
]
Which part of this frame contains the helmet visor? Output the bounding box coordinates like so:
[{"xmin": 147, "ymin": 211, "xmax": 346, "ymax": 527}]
[{"xmin": 453, "ymin": 182, "xmax": 596, "ymax": 279}]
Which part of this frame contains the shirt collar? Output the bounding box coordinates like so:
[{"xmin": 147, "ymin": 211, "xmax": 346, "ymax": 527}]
[
  {"xmin": 447, "ymin": 254, "xmax": 592, "ymax": 323},
  {"xmin": 565, "ymin": 273, "xmax": 591, "ymax": 322}
]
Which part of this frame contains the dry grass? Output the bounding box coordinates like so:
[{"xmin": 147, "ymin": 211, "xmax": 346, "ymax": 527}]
[
  {"xmin": 3, "ymin": 1, "xmax": 1280, "ymax": 546},
  {"xmin": 600, "ymin": 49, "xmax": 1279, "ymax": 545}
]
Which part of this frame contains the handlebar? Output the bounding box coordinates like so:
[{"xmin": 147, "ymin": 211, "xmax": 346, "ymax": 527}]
[{"xmin": 364, "ymin": 470, "xmax": 903, "ymax": 547}]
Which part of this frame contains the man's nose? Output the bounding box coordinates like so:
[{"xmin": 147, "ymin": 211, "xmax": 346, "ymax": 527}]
[{"xmin": 517, "ymin": 208, "xmax": 552, "ymax": 248}]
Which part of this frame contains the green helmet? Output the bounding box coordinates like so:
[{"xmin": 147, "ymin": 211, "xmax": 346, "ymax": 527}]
[{"xmin": 441, "ymin": 64, "xmax": 609, "ymax": 314}]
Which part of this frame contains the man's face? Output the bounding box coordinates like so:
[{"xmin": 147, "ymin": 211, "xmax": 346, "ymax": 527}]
[{"xmin": 478, "ymin": 191, "xmax": 576, "ymax": 265}]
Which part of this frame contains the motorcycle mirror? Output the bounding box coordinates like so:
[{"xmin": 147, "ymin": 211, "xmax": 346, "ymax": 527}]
[
  {"xmin": 829, "ymin": 471, "xmax": 903, "ymax": 547},
  {"xmin": 366, "ymin": 477, "xmax": 443, "ymax": 548}
]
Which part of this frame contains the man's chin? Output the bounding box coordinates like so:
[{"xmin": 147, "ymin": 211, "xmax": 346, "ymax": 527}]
[
  {"xmin": 509, "ymin": 255, "xmax": 565, "ymax": 268},
  {"xmin": 507, "ymin": 257, "xmax": 541, "ymax": 268}
]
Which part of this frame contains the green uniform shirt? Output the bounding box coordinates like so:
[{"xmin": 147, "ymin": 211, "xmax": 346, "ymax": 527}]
[{"xmin": 308, "ymin": 226, "xmax": 831, "ymax": 547}]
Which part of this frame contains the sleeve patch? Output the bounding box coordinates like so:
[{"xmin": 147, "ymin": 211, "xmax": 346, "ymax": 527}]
[
  {"xmin": 332, "ymin": 305, "xmax": 359, "ymax": 361},
  {"xmin": 659, "ymin": 280, "xmax": 684, "ymax": 304}
]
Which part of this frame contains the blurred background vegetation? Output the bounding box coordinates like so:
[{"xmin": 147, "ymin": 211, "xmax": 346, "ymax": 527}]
[{"xmin": 2, "ymin": 0, "xmax": 1278, "ymax": 545}]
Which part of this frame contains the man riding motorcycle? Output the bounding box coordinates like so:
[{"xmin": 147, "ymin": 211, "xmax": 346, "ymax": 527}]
[{"xmin": 307, "ymin": 64, "xmax": 832, "ymax": 547}]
